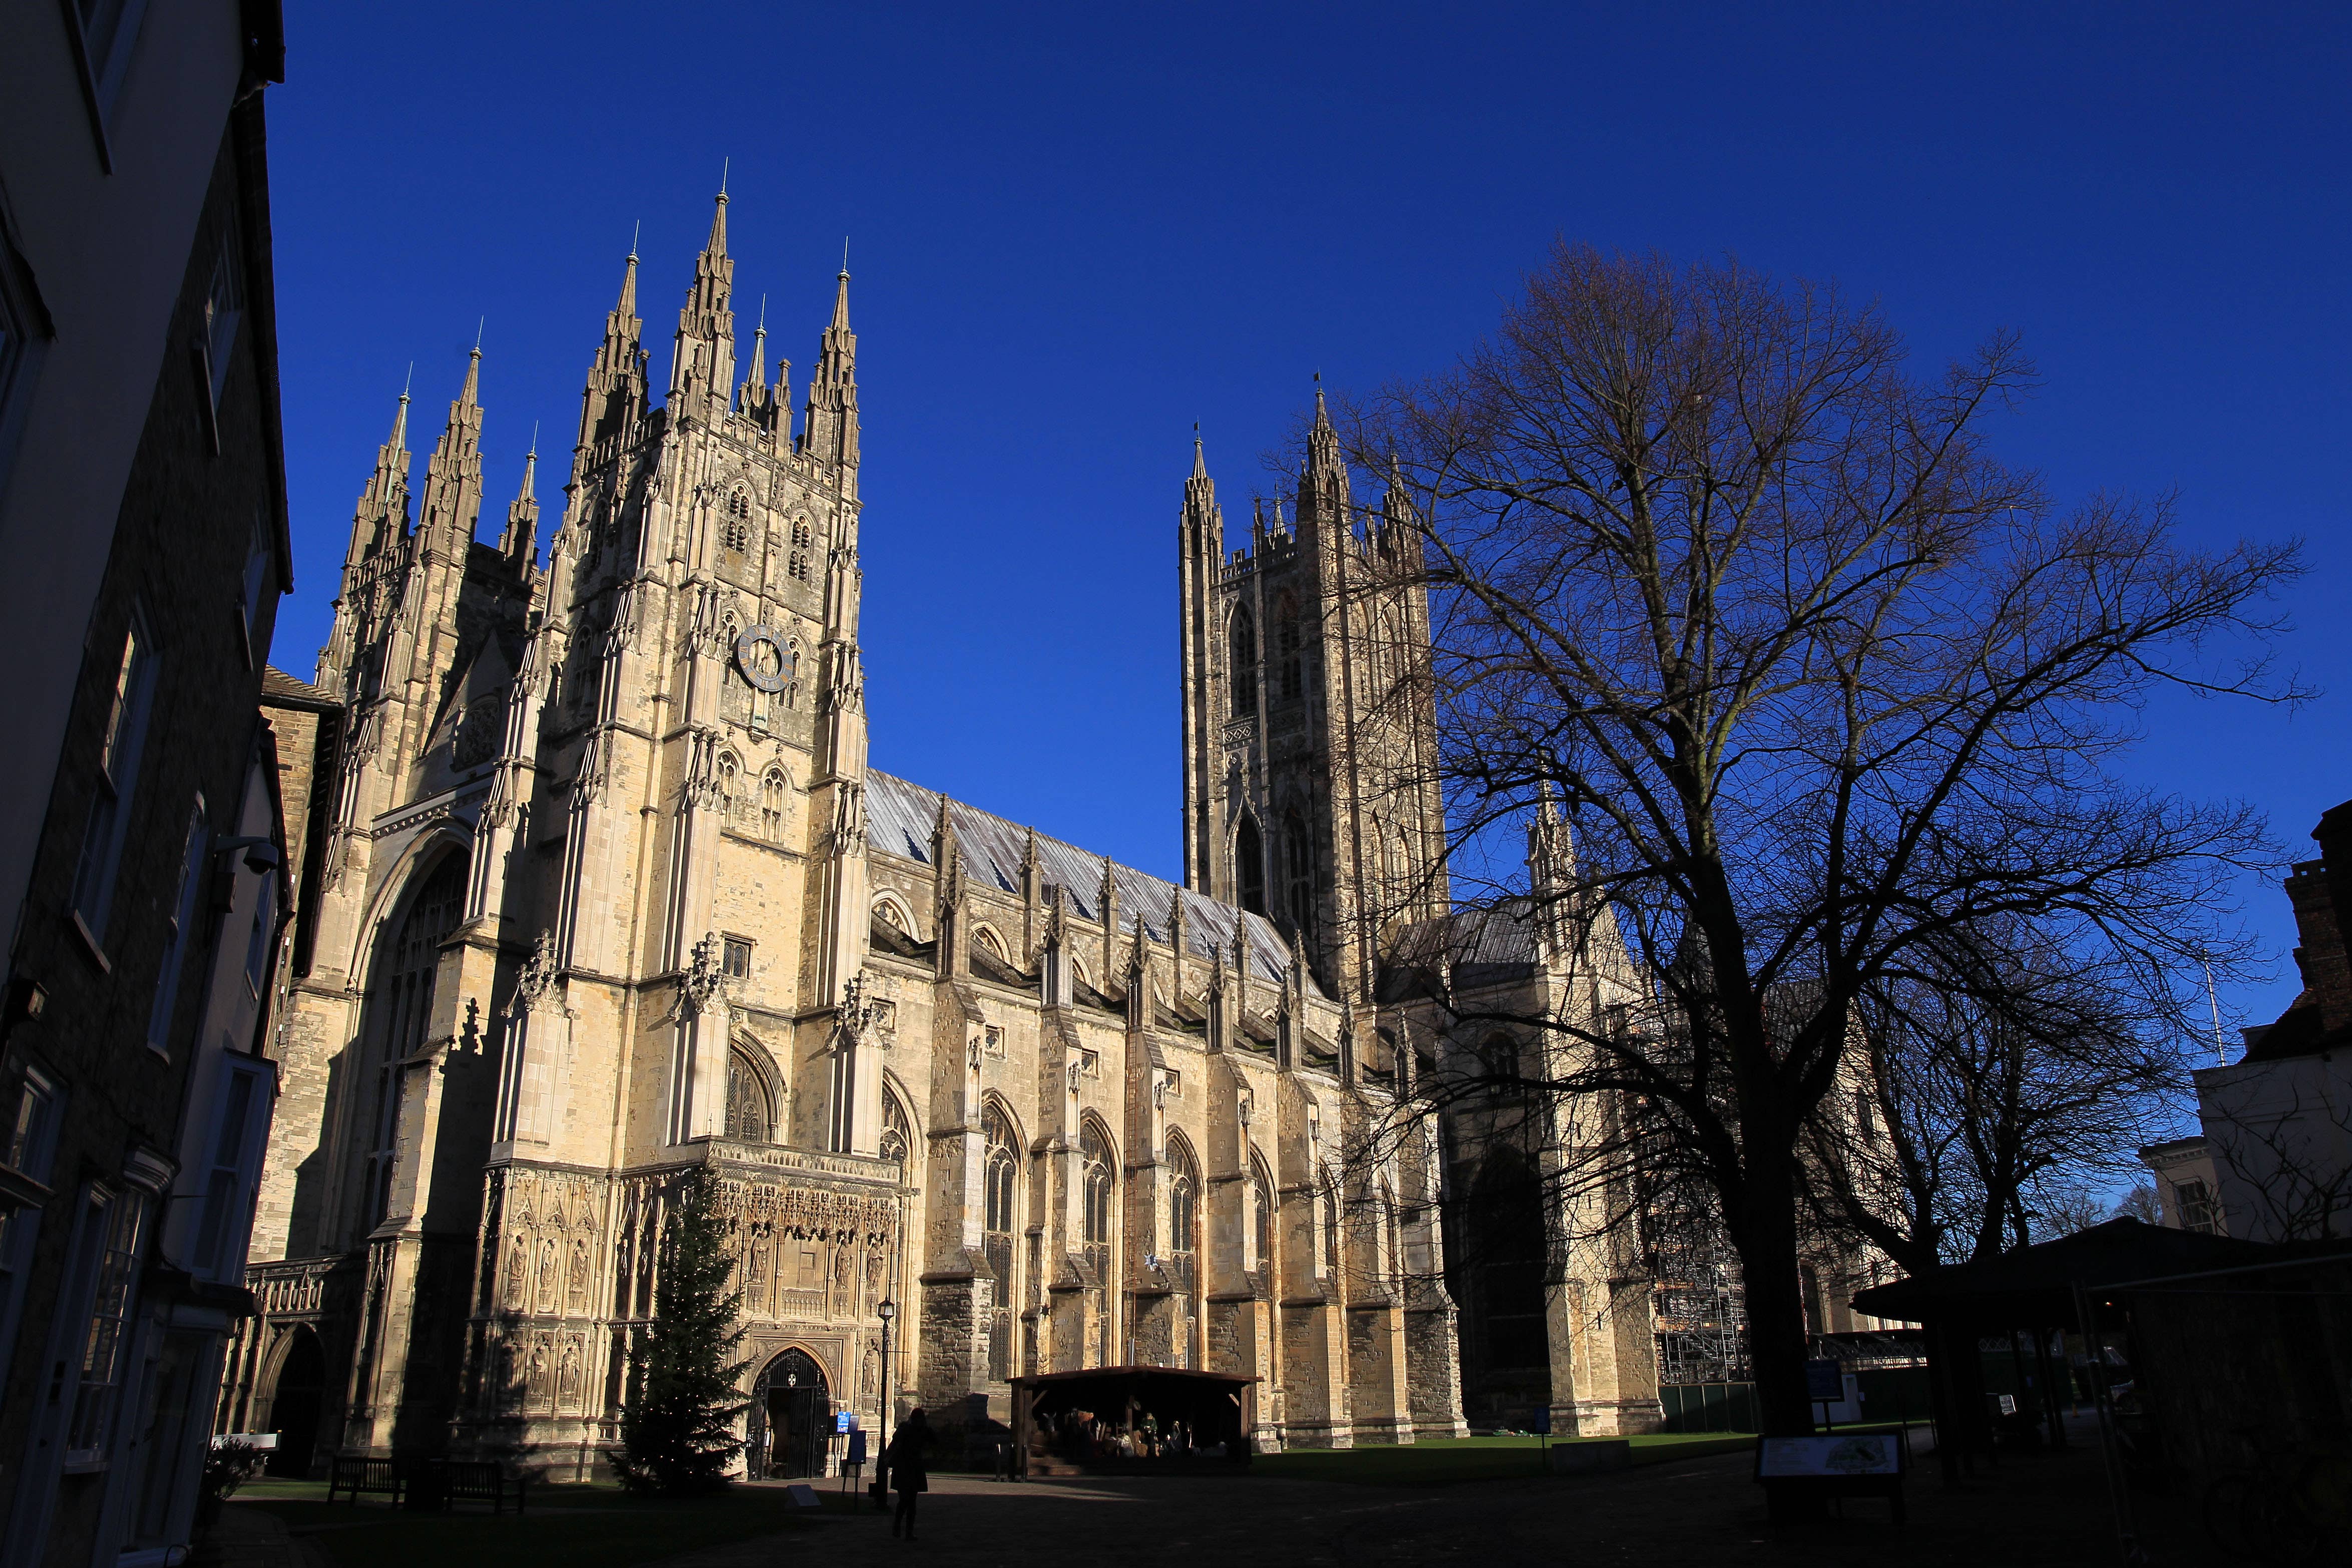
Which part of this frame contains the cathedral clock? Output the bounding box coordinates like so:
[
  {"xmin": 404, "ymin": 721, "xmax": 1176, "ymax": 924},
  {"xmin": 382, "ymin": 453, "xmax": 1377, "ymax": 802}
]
[{"xmin": 735, "ymin": 625, "xmax": 791, "ymax": 692}]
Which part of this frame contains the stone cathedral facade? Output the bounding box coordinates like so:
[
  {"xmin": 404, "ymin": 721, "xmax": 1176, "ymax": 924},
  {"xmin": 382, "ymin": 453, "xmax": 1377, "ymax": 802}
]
[{"xmin": 225, "ymin": 191, "xmax": 1726, "ymax": 1479}]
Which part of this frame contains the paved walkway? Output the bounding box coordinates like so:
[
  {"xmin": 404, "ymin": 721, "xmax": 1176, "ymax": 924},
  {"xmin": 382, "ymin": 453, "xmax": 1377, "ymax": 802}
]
[{"xmin": 668, "ymin": 1439, "xmax": 2202, "ymax": 1568}]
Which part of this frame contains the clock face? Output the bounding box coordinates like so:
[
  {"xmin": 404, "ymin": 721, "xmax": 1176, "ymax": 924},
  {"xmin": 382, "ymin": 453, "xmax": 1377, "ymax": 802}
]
[{"xmin": 735, "ymin": 625, "xmax": 791, "ymax": 693}]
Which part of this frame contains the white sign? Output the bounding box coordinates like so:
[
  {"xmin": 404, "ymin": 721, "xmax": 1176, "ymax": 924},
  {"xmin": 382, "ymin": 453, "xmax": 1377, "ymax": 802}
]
[{"xmin": 1756, "ymin": 1434, "xmax": 1900, "ymax": 1478}]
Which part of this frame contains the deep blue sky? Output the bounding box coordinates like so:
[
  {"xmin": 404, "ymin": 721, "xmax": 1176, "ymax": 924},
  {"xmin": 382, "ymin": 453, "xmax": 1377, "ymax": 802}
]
[{"xmin": 264, "ymin": 3, "xmax": 2348, "ymax": 1050}]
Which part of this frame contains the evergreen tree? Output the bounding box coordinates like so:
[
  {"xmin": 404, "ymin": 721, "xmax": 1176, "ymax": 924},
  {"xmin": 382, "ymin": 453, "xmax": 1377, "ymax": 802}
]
[{"xmin": 617, "ymin": 1171, "xmax": 751, "ymax": 1494}]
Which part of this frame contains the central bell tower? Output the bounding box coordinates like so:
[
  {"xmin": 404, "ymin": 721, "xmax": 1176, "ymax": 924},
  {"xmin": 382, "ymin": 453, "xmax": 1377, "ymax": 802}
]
[{"xmin": 1178, "ymin": 392, "xmax": 1448, "ymax": 1004}]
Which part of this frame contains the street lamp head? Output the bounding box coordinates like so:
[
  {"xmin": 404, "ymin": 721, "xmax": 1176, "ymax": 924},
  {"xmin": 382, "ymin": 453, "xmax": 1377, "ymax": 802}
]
[{"xmin": 878, "ymin": 1299, "xmax": 896, "ymax": 1322}]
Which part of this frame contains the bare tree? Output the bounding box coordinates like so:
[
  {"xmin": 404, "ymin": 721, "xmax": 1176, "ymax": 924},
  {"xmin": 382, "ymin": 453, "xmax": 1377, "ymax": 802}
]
[
  {"xmin": 1803, "ymin": 934, "xmax": 2190, "ymax": 1275},
  {"xmin": 2113, "ymin": 1184, "xmax": 2163, "ymax": 1225},
  {"xmin": 2203, "ymin": 1076, "xmax": 2352, "ymax": 1241},
  {"xmin": 1334, "ymin": 242, "xmax": 2295, "ymax": 1443}
]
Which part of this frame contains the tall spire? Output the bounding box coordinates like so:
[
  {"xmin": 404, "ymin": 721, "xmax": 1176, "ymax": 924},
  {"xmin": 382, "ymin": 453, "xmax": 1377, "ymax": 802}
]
[
  {"xmin": 1183, "ymin": 424, "xmax": 1219, "ymax": 547},
  {"xmin": 1299, "ymin": 370, "xmax": 1351, "ymax": 545},
  {"xmin": 802, "ymin": 251, "xmax": 859, "ymax": 473},
  {"xmin": 346, "ymin": 378, "xmax": 413, "ymax": 574},
  {"xmin": 739, "ymin": 294, "xmax": 787, "ymax": 437},
  {"xmin": 579, "ymin": 240, "xmax": 648, "ymax": 449},
  {"xmin": 417, "ymin": 347, "xmax": 486, "ymax": 556},
  {"xmin": 669, "ymin": 187, "xmax": 737, "ymax": 406},
  {"xmin": 500, "ymin": 430, "xmax": 539, "ymax": 565}
]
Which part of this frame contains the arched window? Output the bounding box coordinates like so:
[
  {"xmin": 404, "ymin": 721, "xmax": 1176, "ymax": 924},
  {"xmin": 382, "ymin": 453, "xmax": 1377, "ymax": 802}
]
[
  {"xmin": 1467, "ymin": 1149, "xmax": 1548, "ymax": 1373},
  {"xmin": 1228, "ymin": 605, "xmax": 1257, "ymax": 717},
  {"xmin": 716, "ymin": 751, "xmax": 740, "ymax": 824},
  {"xmin": 879, "ymin": 1089, "xmax": 912, "ymax": 1168},
  {"xmin": 723, "ymin": 490, "xmax": 751, "ymax": 554},
  {"xmin": 975, "ymin": 926, "xmax": 1007, "ymax": 965},
  {"xmin": 1276, "ymin": 591, "xmax": 1303, "ymax": 701},
  {"xmin": 1251, "ymin": 1160, "xmax": 1277, "ymax": 1283},
  {"xmin": 366, "ymin": 855, "xmax": 467, "ymax": 1226},
  {"xmin": 1483, "ymin": 1033, "xmax": 1522, "ymax": 1092},
  {"xmin": 1236, "ymin": 816, "xmax": 1267, "ymax": 917},
  {"xmin": 726, "ymin": 1044, "xmax": 773, "ymax": 1141},
  {"xmin": 1283, "ymin": 809, "xmax": 1316, "ymax": 941},
  {"xmin": 760, "ymin": 769, "xmax": 787, "ymax": 841},
  {"xmin": 1321, "ymin": 1179, "xmax": 1342, "ymax": 1280},
  {"xmin": 1081, "ymin": 1120, "xmax": 1116, "ymax": 1365},
  {"xmin": 1166, "ymin": 1134, "xmax": 1201, "ymax": 1368},
  {"xmin": 983, "ymin": 1105, "xmax": 1019, "ymax": 1381}
]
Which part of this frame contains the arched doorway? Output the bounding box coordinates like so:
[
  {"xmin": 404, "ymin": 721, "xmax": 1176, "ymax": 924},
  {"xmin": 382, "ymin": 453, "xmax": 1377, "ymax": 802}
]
[
  {"xmin": 748, "ymin": 1348, "xmax": 831, "ymax": 1478},
  {"xmin": 265, "ymin": 1329, "xmax": 326, "ymax": 1477}
]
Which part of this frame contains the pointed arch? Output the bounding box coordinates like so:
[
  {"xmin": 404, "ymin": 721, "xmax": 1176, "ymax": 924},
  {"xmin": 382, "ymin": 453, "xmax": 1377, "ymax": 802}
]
[
  {"xmin": 1248, "ymin": 1151, "xmax": 1278, "ymax": 1279},
  {"xmin": 1282, "ymin": 805, "xmax": 1316, "ymax": 942},
  {"xmin": 1276, "ymin": 589, "xmax": 1303, "ymax": 701},
  {"xmin": 356, "ymin": 846, "xmax": 469, "ymax": 1231},
  {"xmin": 1165, "ymin": 1129, "xmax": 1203, "ymax": 1368},
  {"xmin": 759, "ymin": 766, "xmax": 788, "ymax": 841},
  {"xmin": 878, "ymin": 1082, "xmax": 913, "ymax": 1169},
  {"xmin": 1235, "ymin": 813, "xmax": 1267, "ymax": 917},
  {"xmin": 982, "ymin": 1096, "xmax": 1024, "ymax": 1381},
  {"xmin": 1079, "ymin": 1115, "xmax": 1119, "ymax": 1364},
  {"xmin": 725, "ymin": 1034, "xmax": 779, "ymax": 1142},
  {"xmin": 1228, "ymin": 603, "xmax": 1258, "ymax": 717}
]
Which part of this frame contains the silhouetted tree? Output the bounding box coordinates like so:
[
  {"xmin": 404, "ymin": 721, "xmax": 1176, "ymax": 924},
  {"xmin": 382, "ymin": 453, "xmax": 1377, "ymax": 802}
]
[{"xmin": 1336, "ymin": 241, "xmax": 2295, "ymax": 1454}]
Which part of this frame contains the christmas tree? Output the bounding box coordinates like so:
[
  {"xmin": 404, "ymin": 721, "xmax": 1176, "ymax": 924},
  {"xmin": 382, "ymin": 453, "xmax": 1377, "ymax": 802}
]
[{"xmin": 617, "ymin": 1171, "xmax": 751, "ymax": 1494}]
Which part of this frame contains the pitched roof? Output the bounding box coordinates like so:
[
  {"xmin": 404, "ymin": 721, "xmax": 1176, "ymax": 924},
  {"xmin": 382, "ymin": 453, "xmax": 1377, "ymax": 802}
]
[
  {"xmin": 260, "ymin": 667, "xmax": 337, "ymax": 708},
  {"xmin": 864, "ymin": 769, "xmax": 1290, "ymax": 983}
]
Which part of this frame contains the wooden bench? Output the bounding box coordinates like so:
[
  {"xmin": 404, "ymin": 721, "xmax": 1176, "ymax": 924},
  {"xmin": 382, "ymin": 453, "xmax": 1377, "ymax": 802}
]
[
  {"xmin": 326, "ymin": 1456, "xmax": 405, "ymax": 1508},
  {"xmin": 1753, "ymin": 1432, "xmax": 1907, "ymax": 1522},
  {"xmin": 439, "ymin": 1460, "xmax": 526, "ymax": 1514}
]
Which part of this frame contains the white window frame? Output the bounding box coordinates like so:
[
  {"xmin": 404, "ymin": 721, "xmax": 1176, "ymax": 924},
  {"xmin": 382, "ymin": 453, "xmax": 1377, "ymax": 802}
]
[
  {"xmin": 63, "ymin": 1183, "xmax": 149, "ymax": 1468},
  {"xmin": 145, "ymin": 797, "xmax": 208, "ymax": 1057},
  {"xmin": 60, "ymin": 0, "xmax": 153, "ymax": 171},
  {"xmin": 190, "ymin": 1056, "xmax": 271, "ymax": 1284},
  {"xmin": 0, "ymin": 188, "xmax": 54, "ymax": 500},
  {"xmin": 239, "ymin": 511, "xmax": 273, "ymax": 666},
  {"xmin": 199, "ymin": 222, "xmax": 244, "ymax": 417},
  {"xmin": 0, "ymin": 1067, "xmax": 65, "ymax": 1409},
  {"xmin": 72, "ymin": 607, "xmax": 162, "ymax": 961}
]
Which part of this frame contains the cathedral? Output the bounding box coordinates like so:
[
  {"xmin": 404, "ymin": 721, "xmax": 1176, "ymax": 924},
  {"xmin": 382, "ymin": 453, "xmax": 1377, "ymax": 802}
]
[{"xmin": 221, "ymin": 191, "xmax": 1697, "ymax": 1479}]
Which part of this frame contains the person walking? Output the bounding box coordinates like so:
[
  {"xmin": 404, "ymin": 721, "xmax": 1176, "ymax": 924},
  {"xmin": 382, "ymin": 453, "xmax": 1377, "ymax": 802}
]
[{"xmin": 884, "ymin": 1408, "xmax": 930, "ymax": 1539}]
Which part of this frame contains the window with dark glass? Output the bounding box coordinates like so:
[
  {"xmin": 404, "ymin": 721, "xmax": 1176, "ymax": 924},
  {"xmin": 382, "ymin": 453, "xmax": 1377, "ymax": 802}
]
[
  {"xmin": 1228, "ymin": 606, "xmax": 1257, "ymax": 717},
  {"xmin": 984, "ymin": 1107, "xmax": 1018, "ymax": 1380},
  {"xmin": 722, "ymin": 937, "xmax": 752, "ymax": 979}
]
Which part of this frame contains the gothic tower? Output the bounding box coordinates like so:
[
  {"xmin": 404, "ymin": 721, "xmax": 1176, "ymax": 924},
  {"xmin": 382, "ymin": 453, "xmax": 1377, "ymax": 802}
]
[{"xmin": 1179, "ymin": 390, "xmax": 1448, "ymax": 1004}]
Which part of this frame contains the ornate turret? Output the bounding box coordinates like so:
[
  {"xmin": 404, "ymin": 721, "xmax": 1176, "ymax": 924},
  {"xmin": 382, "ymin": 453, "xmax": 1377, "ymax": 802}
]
[
  {"xmin": 415, "ymin": 346, "xmax": 485, "ymax": 559},
  {"xmin": 499, "ymin": 439, "xmax": 539, "ymax": 567},
  {"xmin": 316, "ymin": 379, "xmax": 415, "ymax": 694},
  {"xmin": 577, "ymin": 242, "xmax": 648, "ymax": 450},
  {"xmin": 802, "ymin": 255, "xmax": 858, "ymax": 475},
  {"xmin": 1298, "ymin": 374, "xmax": 1351, "ymax": 547},
  {"xmin": 669, "ymin": 189, "xmax": 736, "ymax": 411},
  {"xmin": 738, "ymin": 295, "xmax": 784, "ymax": 437}
]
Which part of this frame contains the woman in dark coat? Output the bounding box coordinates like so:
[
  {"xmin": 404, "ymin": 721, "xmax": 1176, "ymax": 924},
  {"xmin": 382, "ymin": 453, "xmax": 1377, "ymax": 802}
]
[{"xmin": 884, "ymin": 1408, "xmax": 930, "ymax": 1539}]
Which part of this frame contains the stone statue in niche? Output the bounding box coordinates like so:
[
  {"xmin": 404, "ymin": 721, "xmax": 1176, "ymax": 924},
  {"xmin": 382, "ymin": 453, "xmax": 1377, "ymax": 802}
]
[
  {"xmin": 504, "ymin": 1237, "xmax": 528, "ymax": 1309},
  {"xmin": 557, "ymin": 1340, "xmax": 582, "ymax": 1409},
  {"xmin": 567, "ymin": 1238, "xmax": 590, "ymax": 1312},
  {"xmin": 537, "ymin": 1237, "xmax": 560, "ymax": 1310},
  {"xmin": 527, "ymin": 1340, "xmax": 549, "ymax": 1406}
]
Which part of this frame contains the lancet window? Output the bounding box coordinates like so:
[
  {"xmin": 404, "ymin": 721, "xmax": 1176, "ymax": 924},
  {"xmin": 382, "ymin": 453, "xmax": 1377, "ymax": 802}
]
[{"xmin": 983, "ymin": 1105, "xmax": 1019, "ymax": 1381}]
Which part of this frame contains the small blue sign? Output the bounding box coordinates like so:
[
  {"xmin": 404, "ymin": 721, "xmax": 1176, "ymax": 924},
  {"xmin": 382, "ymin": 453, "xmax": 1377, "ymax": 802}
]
[
  {"xmin": 847, "ymin": 1429, "xmax": 868, "ymax": 1466},
  {"xmin": 836, "ymin": 1410, "xmax": 856, "ymax": 1434},
  {"xmin": 1530, "ymin": 1406, "xmax": 1552, "ymax": 1436}
]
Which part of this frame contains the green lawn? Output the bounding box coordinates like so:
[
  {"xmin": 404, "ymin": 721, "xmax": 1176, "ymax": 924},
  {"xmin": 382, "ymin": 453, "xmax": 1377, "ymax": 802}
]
[
  {"xmin": 226, "ymin": 1478, "xmax": 860, "ymax": 1568},
  {"xmin": 1249, "ymin": 1432, "xmax": 1755, "ymax": 1486}
]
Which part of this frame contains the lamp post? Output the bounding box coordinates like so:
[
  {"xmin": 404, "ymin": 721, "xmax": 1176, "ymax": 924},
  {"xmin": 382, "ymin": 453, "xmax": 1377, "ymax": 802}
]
[{"xmin": 875, "ymin": 1298, "xmax": 896, "ymax": 1511}]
